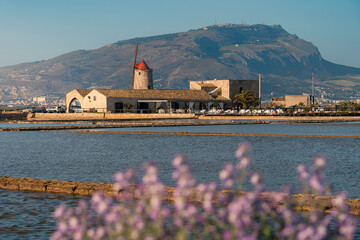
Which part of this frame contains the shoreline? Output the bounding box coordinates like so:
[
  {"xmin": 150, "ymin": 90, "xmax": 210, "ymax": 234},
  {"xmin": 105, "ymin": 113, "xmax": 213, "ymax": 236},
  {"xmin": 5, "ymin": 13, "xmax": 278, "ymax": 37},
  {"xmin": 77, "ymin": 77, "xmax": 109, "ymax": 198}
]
[
  {"xmin": 1, "ymin": 115, "xmax": 360, "ymax": 131},
  {"xmin": 1, "ymin": 176, "xmax": 360, "ymax": 216},
  {"xmin": 0, "ymin": 120, "xmax": 265, "ymax": 131}
]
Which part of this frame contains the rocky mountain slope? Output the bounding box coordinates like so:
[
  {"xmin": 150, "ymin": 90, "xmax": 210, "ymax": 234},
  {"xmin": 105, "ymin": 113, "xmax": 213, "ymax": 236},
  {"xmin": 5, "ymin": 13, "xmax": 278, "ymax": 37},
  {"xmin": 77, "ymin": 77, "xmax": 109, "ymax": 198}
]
[{"xmin": 1, "ymin": 24, "xmax": 359, "ymax": 102}]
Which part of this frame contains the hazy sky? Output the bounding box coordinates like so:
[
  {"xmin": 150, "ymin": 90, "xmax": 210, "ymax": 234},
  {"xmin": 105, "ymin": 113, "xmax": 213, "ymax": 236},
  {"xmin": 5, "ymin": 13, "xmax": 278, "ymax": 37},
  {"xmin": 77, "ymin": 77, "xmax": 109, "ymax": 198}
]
[{"xmin": 0, "ymin": 0, "xmax": 359, "ymax": 68}]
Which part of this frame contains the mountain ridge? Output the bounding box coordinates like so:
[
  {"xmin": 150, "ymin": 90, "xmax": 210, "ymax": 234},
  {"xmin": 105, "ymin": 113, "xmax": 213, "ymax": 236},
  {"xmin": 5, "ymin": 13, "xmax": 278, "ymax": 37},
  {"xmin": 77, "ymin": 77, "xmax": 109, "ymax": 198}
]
[{"xmin": 0, "ymin": 23, "xmax": 359, "ymax": 103}]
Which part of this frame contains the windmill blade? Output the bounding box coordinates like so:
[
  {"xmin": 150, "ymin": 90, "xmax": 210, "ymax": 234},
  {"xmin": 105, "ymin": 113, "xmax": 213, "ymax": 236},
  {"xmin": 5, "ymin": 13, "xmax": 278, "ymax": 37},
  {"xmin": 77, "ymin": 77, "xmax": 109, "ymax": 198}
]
[{"xmin": 130, "ymin": 43, "xmax": 139, "ymax": 89}]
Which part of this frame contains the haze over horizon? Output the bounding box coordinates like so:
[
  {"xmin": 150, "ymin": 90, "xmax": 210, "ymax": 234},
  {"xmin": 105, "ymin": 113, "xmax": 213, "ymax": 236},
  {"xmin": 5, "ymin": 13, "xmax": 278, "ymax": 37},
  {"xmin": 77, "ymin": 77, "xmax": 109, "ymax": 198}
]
[{"xmin": 0, "ymin": 0, "xmax": 359, "ymax": 68}]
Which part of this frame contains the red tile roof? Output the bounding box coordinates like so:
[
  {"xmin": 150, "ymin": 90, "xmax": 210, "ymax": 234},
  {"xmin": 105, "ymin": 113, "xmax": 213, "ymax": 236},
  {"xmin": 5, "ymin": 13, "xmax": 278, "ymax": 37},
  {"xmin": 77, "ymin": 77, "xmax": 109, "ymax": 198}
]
[{"xmin": 136, "ymin": 60, "xmax": 150, "ymax": 70}]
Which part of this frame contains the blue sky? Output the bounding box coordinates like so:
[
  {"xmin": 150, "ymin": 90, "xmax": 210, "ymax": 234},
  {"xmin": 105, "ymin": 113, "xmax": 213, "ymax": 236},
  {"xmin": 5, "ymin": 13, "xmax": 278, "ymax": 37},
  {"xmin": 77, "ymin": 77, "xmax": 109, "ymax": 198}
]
[{"xmin": 0, "ymin": 0, "xmax": 359, "ymax": 68}]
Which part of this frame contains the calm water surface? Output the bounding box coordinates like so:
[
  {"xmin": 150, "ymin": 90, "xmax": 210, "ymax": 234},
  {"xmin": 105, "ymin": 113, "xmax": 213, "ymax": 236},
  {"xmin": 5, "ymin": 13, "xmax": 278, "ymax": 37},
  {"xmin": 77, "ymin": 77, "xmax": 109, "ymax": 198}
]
[
  {"xmin": 92, "ymin": 123, "xmax": 360, "ymax": 136},
  {"xmin": 0, "ymin": 123, "xmax": 359, "ymax": 239}
]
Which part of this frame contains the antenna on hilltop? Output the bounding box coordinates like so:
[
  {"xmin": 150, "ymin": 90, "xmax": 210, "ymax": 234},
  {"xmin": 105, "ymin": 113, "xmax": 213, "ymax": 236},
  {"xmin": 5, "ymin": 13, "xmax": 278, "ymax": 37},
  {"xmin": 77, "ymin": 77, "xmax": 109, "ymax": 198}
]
[{"xmin": 215, "ymin": 16, "xmax": 217, "ymax": 25}]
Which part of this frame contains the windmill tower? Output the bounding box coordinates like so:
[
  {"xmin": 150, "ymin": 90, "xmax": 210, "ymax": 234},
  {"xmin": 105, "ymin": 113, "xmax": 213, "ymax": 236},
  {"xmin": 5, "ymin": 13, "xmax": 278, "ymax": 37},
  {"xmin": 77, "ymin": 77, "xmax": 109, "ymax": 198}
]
[
  {"xmin": 133, "ymin": 60, "xmax": 153, "ymax": 89},
  {"xmin": 130, "ymin": 43, "xmax": 153, "ymax": 89}
]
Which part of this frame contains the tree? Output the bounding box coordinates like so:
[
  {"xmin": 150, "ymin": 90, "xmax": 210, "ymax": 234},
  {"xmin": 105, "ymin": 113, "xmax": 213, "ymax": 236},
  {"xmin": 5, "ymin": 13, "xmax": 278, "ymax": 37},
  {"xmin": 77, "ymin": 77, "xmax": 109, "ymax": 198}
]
[
  {"xmin": 233, "ymin": 90, "xmax": 259, "ymax": 109},
  {"xmin": 297, "ymin": 102, "xmax": 305, "ymax": 108},
  {"xmin": 338, "ymin": 101, "xmax": 355, "ymax": 111},
  {"xmin": 124, "ymin": 103, "xmax": 132, "ymax": 113}
]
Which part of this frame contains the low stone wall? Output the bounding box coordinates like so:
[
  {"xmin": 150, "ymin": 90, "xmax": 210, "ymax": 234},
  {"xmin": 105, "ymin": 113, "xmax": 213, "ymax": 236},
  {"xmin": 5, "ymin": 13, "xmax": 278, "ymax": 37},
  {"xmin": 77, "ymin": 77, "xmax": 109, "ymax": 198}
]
[
  {"xmin": 0, "ymin": 120, "xmax": 263, "ymax": 132},
  {"xmin": 0, "ymin": 112, "xmax": 27, "ymax": 121},
  {"xmin": 199, "ymin": 115, "xmax": 360, "ymax": 122},
  {"xmin": 27, "ymin": 112, "xmax": 196, "ymax": 121},
  {"xmin": 1, "ymin": 176, "xmax": 360, "ymax": 216}
]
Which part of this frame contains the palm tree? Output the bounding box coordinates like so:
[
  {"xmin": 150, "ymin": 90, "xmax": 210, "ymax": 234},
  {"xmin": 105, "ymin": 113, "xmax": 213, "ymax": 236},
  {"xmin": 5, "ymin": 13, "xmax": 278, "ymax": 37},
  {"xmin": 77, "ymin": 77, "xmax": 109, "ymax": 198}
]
[{"xmin": 233, "ymin": 90, "xmax": 259, "ymax": 109}]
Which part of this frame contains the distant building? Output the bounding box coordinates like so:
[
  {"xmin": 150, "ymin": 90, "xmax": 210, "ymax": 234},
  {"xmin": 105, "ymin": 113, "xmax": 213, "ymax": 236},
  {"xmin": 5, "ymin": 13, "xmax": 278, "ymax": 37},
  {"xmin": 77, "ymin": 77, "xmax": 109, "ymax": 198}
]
[
  {"xmin": 271, "ymin": 97, "xmax": 285, "ymax": 108},
  {"xmin": 32, "ymin": 97, "xmax": 46, "ymax": 104},
  {"xmin": 271, "ymin": 94, "xmax": 311, "ymax": 108},
  {"xmin": 189, "ymin": 78, "xmax": 260, "ymax": 103},
  {"xmin": 32, "ymin": 96, "xmax": 62, "ymax": 105}
]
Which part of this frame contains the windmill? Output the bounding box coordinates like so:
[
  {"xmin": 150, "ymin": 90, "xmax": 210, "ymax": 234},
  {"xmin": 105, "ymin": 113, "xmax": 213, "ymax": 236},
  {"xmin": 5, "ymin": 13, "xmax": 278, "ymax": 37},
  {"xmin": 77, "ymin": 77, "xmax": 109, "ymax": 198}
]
[{"xmin": 130, "ymin": 43, "xmax": 139, "ymax": 89}]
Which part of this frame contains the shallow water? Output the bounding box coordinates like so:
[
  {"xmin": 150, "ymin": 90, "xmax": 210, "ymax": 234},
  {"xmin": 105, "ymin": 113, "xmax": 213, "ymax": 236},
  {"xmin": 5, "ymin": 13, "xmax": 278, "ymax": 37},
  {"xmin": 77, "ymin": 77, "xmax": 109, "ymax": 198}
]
[
  {"xmin": 0, "ymin": 123, "xmax": 359, "ymax": 239},
  {"xmin": 89, "ymin": 123, "xmax": 360, "ymax": 136},
  {"xmin": 0, "ymin": 190, "xmax": 87, "ymax": 240}
]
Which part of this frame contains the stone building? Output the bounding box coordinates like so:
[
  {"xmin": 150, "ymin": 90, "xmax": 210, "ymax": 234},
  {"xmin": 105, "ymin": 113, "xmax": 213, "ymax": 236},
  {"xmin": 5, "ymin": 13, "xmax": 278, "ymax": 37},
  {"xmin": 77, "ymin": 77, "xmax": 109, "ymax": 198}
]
[
  {"xmin": 271, "ymin": 94, "xmax": 311, "ymax": 108},
  {"xmin": 66, "ymin": 89, "xmax": 230, "ymax": 113},
  {"xmin": 271, "ymin": 97, "xmax": 286, "ymax": 108},
  {"xmin": 189, "ymin": 78, "xmax": 260, "ymax": 103},
  {"xmin": 65, "ymin": 60, "xmax": 251, "ymax": 113}
]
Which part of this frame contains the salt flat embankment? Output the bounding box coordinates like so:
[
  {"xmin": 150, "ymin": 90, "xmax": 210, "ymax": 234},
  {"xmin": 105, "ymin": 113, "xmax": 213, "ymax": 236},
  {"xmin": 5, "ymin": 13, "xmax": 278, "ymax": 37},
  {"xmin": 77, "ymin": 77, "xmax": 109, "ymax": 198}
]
[
  {"xmin": 198, "ymin": 115, "xmax": 360, "ymax": 123},
  {"xmin": 24, "ymin": 112, "xmax": 360, "ymax": 123},
  {"xmin": 1, "ymin": 176, "xmax": 360, "ymax": 216},
  {"xmin": 0, "ymin": 120, "xmax": 265, "ymax": 131}
]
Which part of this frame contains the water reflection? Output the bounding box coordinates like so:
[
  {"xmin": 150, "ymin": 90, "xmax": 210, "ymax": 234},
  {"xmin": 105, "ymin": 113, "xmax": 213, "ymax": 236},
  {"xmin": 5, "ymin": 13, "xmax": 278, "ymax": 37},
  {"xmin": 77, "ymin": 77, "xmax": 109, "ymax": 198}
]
[{"xmin": 0, "ymin": 190, "xmax": 88, "ymax": 240}]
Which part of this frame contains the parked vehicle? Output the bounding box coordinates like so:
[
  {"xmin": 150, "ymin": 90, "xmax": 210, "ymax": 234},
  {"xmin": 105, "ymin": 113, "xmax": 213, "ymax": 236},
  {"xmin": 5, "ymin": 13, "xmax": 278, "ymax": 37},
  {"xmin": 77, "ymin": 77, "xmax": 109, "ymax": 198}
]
[
  {"xmin": 21, "ymin": 108, "xmax": 32, "ymax": 113},
  {"xmin": 32, "ymin": 107, "xmax": 47, "ymax": 113},
  {"xmin": 70, "ymin": 106, "xmax": 82, "ymax": 113},
  {"xmin": 239, "ymin": 109, "xmax": 246, "ymax": 114},
  {"xmin": 48, "ymin": 106, "xmax": 59, "ymax": 113},
  {"xmin": 264, "ymin": 110, "xmax": 272, "ymax": 115}
]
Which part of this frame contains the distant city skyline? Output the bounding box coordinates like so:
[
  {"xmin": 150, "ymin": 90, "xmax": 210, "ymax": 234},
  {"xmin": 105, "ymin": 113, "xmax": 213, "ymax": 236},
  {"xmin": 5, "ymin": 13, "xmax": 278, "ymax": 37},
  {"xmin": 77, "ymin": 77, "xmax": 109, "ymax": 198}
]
[{"xmin": 0, "ymin": 0, "xmax": 359, "ymax": 68}]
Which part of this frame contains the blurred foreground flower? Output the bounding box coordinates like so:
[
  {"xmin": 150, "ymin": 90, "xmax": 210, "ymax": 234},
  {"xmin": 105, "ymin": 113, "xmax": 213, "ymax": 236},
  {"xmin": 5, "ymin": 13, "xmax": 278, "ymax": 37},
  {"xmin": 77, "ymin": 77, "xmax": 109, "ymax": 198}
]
[{"xmin": 51, "ymin": 143, "xmax": 357, "ymax": 240}]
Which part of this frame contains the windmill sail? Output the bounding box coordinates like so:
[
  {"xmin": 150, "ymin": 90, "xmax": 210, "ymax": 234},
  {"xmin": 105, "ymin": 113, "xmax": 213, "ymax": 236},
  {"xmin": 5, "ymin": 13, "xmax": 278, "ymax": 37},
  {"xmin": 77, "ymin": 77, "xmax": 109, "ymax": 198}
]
[{"xmin": 130, "ymin": 43, "xmax": 139, "ymax": 89}]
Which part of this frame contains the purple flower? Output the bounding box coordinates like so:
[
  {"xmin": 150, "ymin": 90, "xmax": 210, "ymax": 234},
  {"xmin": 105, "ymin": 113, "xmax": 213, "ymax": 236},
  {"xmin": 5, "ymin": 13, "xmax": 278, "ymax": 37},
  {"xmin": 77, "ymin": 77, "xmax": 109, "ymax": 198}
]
[
  {"xmin": 219, "ymin": 163, "xmax": 234, "ymax": 180},
  {"xmin": 314, "ymin": 156, "xmax": 326, "ymax": 169},
  {"xmin": 223, "ymin": 229, "xmax": 232, "ymax": 239},
  {"xmin": 308, "ymin": 175, "xmax": 325, "ymax": 194},
  {"xmin": 235, "ymin": 142, "xmax": 250, "ymax": 159},
  {"xmin": 333, "ymin": 192, "xmax": 347, "ymax": 209},
  {"xmin": 250, "ymin": 172, "xmax": 261, "ymax": 186},
  {"xmin": 143, "ymin": 162, "xmax": 158, "ymax": 184},
  {"xmin": 91, "ymin": 191, "xmax": 112, "ymax": 215},
  {"xmin": 297, "ymin": 165, "xmax": 309, "ymax": 180},
  {"xmin": 53, "ymin": 204, "xmax": 68, "ymax": 219},
  {"xmin": 51, "ymin": 142, "xmax": 357, "ymax": 240},
  {"xmin": 172, "ymin": 153, "xmax": 187, "ymax": 168}
]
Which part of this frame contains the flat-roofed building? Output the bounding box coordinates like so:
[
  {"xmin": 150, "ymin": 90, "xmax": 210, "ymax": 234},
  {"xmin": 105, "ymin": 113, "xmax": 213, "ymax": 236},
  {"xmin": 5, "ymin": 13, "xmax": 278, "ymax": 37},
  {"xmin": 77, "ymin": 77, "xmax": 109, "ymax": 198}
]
[
  {"xmin": 189, "ymin": 79, "xmax": 259, "ymax": 104},
  {"xmin": 271, "ymin": 94, "xmax": 311, "ymax": 108}
]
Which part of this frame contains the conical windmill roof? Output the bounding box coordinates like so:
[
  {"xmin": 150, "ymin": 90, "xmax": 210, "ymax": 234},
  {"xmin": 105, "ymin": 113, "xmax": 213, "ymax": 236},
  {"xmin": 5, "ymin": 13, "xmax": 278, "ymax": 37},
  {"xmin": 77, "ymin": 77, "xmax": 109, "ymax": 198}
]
[{"xmin": 136, "ymin": 60, "xmax": 150, "ymax": 70}]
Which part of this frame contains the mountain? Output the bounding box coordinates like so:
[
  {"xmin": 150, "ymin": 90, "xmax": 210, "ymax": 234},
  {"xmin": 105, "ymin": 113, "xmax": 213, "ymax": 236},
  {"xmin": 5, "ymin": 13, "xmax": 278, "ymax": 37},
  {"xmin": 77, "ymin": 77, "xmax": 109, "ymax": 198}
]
[{"xmin": 1, "ymin": 24, "xmax": 360, "ymax": 103}]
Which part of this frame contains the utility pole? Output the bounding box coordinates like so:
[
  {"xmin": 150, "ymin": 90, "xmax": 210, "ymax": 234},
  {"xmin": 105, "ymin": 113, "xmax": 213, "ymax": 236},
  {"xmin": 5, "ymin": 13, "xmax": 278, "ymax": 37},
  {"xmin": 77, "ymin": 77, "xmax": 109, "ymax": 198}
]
[
  {"xmin": 312, "ymin": 73, "xmax": 315, "ymax": 105},
  {"xmin": 259, "ymin": 74, "xmax": 262, "ymax": 108}
]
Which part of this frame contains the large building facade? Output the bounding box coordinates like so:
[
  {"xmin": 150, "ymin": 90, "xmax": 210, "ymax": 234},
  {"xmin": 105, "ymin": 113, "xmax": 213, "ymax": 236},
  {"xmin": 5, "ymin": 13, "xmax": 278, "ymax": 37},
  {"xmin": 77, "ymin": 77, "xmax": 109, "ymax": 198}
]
[
  {"xmin": 66, "ymin": 89, "xmax": 230, "ymax": 113},
  {"xmin": 66, "ymin": 60, "xmax": 261, "ymax": 113}
]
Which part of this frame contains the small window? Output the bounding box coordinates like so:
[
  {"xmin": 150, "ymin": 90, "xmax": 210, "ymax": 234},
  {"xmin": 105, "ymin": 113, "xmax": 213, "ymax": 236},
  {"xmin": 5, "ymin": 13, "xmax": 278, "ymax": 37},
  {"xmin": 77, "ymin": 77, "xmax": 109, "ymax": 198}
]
[
  {"xmin": 138, "ymin": 72, "xmax": 141, "ymax": 75},
  {"xmin": 93, "ymin": 96, "xmax": 96, "ymax": 101}
]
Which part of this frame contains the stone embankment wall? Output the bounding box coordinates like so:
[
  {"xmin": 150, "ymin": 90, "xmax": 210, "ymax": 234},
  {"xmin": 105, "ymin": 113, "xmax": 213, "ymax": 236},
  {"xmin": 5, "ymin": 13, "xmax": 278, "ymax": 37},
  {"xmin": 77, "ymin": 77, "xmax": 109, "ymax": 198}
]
[
  {"xmin": 1, "ymin": 176, "xmax": 360, "ymax": 216},
  {"xmin": 0, "ymin": 112, "xmax": 27, "ymax": 121},
  {"xmin": 27, "ymin": 113, "xmax": 196, "ymax": 121},
  {"xmin": 0, "ymin": 120, "xmax": 263, "ymax": 132},
  {"xmin": 199, "ymin": 115, "xmax": 360, "ymax": 122}
]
